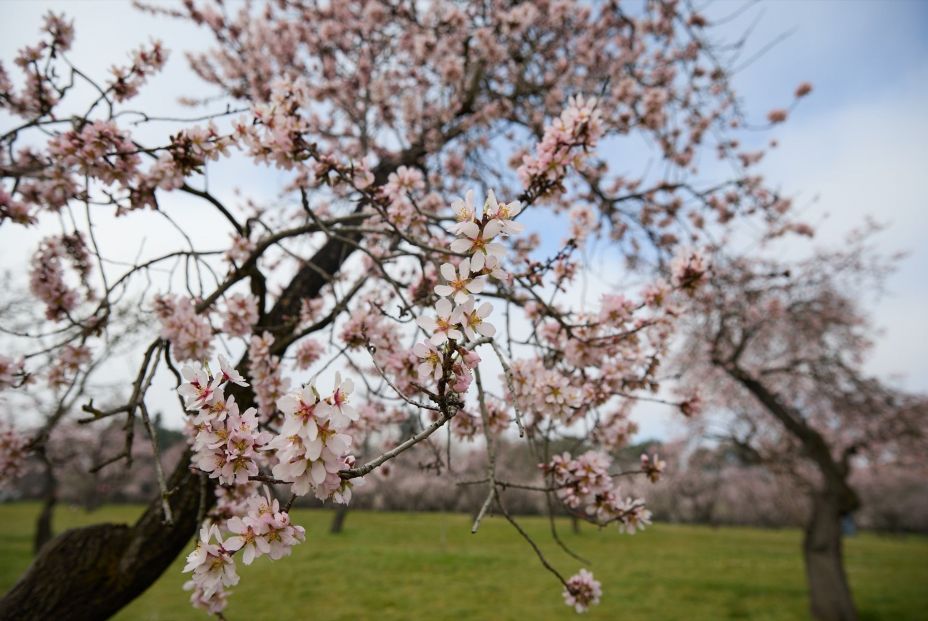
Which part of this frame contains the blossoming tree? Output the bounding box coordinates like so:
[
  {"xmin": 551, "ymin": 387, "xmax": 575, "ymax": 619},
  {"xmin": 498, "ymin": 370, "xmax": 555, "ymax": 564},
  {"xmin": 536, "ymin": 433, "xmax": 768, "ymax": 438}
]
[
  {"xmin": 677, "ymin": 231, "xmax": 927, "ymax": 621},
  {"xmin": 0, "ymin": 2, "xmax": 808, "ymax": 618}
]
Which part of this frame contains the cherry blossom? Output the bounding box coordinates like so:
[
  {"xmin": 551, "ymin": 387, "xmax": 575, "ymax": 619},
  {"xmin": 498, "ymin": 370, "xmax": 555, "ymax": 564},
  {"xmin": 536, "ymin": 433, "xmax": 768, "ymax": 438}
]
[
  {"xmin": 434, "ymin": 258, "xmax": 486, "ymax": 304},
  {"xmin": 417, "ymin": 297, "xmax": 463, "ymax": 346},
  {"xmin": 457, "ymin": 299, "xmax": 495, "ymax": 340},
  {"xmin": 0, "ymin": 424, "xmax": 29, "ymax": 487},
  {"xmin": 222, "ymin": 293, "xmax": 259, "ymax": 337},
  {"xmin": 563, "ymin": 569, "xmax": 602, "ymax": 613},
  {"xmin": 484, "ymin": 190, "xmax": 524, "ymax": 236},
  {"xmin": 182, "ymin": 523, "xmax": 239, "ymax": 599},
  {"xmin": 641, "ymin": 453, "xmax": 667, "ymax": 483},
  {"xmin": 412, "ymin": 341, "xmax": 443, "ymax": 382},
  {"xmin": 449, "ymin": 220, "xmax": 506, "ymax": 273}
]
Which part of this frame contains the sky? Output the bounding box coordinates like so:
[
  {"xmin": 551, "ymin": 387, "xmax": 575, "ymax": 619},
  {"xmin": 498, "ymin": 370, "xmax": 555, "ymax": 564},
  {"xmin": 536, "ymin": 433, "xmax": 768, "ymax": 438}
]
[{"xmin": 1, "ymin": 1, "xmax": 926, "ymax": 440}]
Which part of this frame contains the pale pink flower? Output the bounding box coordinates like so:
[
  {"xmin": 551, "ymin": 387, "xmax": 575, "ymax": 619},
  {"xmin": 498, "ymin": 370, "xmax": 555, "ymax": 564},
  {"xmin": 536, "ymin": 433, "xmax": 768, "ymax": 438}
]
[
  {"xmin": 412, "ymin": 341, "xmax": 443, "ymax": 382},
  {"xmin": 449, "ymin": 221, "xmax": 505, "ymax": 272},
  {"xmin": 178, "ymin": 365, "xmax": 219, "ymax": 410},
  {"xmin": 563, "ymin": 569, "xmax": 602, "ymax": 613},
  {"xmin": 295, "ymin": 339, "xmax": 324, "ymax": 369},
  {"xmin": 221, "ymin": 293, "xmax": 258, "ymax": 337},
  {"xmin": 484, "ymin": 190, "xmax": 524, "ymax": 235},
  {"xmin": 450, "ymin": 189, "xmax": 476, "ymax": 235},
  {"xmin": 218, "ymin": 354, "xmax": 248, "ymax": 387},
  {"xmin": 326, "ymin": 372, "xmax": 358, "ymax": 428},
  {"xmin": 434, "ymin": 257, "xmax": 486, "ymax": 304},
  {"xmin": 641, "ymin": 453, "xmax": 666, "ymax": 483},
  {"xmin": 616, "ymin": 498, "xmax": 652, "ymax": 534},
  {"xmin": 457, "ymin": 298, "xmax": 495, "ymax": 340},
  {"xmin": 183, "ymin": 524, "xmax": 239, "ymax": 598},
  {"xmin": 417, "ymin": 297, "xmax": 463, "ymax": 345}
]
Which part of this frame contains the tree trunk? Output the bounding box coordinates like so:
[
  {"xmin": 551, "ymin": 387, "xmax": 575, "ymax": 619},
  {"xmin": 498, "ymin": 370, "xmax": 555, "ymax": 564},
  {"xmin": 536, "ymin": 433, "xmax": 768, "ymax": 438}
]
[
  {"xmin": 0, "ymin": 451, "xmax": 211, "ymax": 621},
  {"xmin": 724, "ymin": 366, "xmax": 861, "ymax": 621},
  {"xmin": 803, "ymin": 493, "xmax": 858, "ymax": 621},
  {"xmin": 330, "ymin": 503, "xmax": 350, "ymax": 534},
  {"xmin": 33, "ymin": 495, "xmax": 56, "ymax": 555},
  {"xmin": 33, "ymin": 458, "xmax": 57, "ymax": 554}
]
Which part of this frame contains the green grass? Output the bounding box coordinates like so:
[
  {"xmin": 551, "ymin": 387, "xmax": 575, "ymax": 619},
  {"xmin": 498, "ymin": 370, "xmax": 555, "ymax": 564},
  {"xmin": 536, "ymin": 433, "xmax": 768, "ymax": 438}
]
[{"xmin": 1, "ymin": 503, "xmax": 926, "ymax": 620}]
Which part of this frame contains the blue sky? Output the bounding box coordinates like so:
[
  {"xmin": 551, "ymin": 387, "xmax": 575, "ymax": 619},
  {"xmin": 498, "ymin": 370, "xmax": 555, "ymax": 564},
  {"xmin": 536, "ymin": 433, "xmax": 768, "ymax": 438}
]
[{"xmin": 1, "ymin": 1, "xmax": 926, "ymax": 439}]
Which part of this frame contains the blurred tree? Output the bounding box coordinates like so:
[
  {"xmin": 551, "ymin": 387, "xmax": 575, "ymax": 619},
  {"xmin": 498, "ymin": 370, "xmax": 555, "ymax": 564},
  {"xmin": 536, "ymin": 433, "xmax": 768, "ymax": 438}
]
[{"xmin": 680, "ymin": 230, "xmax": 927, "ymax": 621}]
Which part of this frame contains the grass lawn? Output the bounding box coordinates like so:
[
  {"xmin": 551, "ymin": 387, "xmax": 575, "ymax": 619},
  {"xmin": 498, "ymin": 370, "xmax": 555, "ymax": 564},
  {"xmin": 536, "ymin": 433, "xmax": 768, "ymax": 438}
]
[{"xmin": 1, "ymin": 503, "xmax": 926, "ymax": 620}]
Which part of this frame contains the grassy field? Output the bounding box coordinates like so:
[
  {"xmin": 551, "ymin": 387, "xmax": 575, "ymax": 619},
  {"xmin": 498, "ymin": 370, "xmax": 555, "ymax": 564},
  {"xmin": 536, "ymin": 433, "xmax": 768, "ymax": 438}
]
[{"xmin": 1, "ymin": 503, "xmax": 926, "ymax": 620}]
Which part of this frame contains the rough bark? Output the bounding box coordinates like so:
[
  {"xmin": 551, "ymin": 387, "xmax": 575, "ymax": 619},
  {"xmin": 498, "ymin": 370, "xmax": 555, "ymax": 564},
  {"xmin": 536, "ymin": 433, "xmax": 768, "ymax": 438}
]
[{"xmin": 0, "ymin": 451, "xmax": 208, "ymax": 621}]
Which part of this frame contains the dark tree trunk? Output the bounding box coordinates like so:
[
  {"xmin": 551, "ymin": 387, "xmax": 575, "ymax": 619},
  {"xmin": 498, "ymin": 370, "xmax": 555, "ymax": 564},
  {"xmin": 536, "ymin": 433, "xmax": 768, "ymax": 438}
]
[
  {"xmin": 330, "ymin": 503, "xmax": 350, "ymax": 534},
  {"xmin": 804, "ymin": 493, "xmax": 858, "ymax": 621},
  {"xmin": 33, "ymin": 461, "xmax": 57, "ymax": 554},
  {"xmin": 33, "ymin": 496, "xmax": 56, "ymax": 555},
  {"xmin": 0, "ymin": 451, "xmax": 211, "ymax": 621}
]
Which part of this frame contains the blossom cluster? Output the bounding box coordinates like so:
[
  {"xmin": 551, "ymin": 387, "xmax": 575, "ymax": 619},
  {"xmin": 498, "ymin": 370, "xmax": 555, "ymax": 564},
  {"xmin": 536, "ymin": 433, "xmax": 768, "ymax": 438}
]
[
  {"xmin": 182, "ymin": 490, "xmax": 307, "ymax": 615},
  {"xmin": 451, "ymin": 399, "xmax": 511, "ymax": 441},
  {"xmin": 509, "ymin": 358, "xmax": 583, "ymax": 425},
  {"xmin": 182, "ymin": 524, "xmax": 239, "ymax": 610},
  {"xmin": 47, "ymin": 344, "xmax": 91, "ymax": 390},
  {"xmin": 0, "ymin": 424, "xmax": 29, "ymax": 487},
  {"xmin": 29, "ymin": 233, "xmax": 93, "ymax": 321},
  {"xmin": 46, "ymin": 120, "xmax": 140, "ymax": 186},
  {"xmin": 563, "ymin": 569, "xmax": 602, "ymax": 613},
  {"xmin": 221, "ymin": 293, "xmax": 259, "ymax": 338},
  {"xmin": 107, "ymin": 40, "xmax": 168, "ymax": 102},
  {"xmin": 544, "ymin": 451, "xmax": 653, "ymax": 534},
  {"xmin": 517, "ymin": 95, "xmax": 604, "ymax": 192},
  {"xmin": 154, "ymin": 295, "xmax": 213, "ymax": 362},
  {"xmin": 268, "ymin": 373, "xmax": 357, "ymax": 503},
  {"xmin": 412, "ymin": 190, "xmax": 520, "ymax": 391},
  {"xmin": 182, "ymin": 358, "xmax": 269, "ymax": 486},
  {"xmin": 178, "ymin": 357, "xmax": 320, "ymax": 613}
]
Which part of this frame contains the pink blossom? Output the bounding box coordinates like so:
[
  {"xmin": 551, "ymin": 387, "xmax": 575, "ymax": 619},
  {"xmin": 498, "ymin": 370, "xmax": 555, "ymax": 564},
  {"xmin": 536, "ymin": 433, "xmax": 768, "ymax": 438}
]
[
  {"xmin": 0, "ymin": 424, "xmax": 29, "ymax": 487},
  {"xmin": 155, "ymin": 295, "xmax": 213, "ymax": 362},
  {"xmin": 417, "ymin": 297, "xmax": 463, "ymax": 346},
  {"xmin": 295, "ymin": 339, "xmax": 325, "ymax": 370},
  {"xmin": 182, "ymin": 523, "xmax": 239, "ymax": 599},
  {"xmin": 563, "ymin": 569, "xmax": 602, "ymax": 613},
  {"xmin": 412, "ymin": 340, "xmax": 443, "ymax": 382},
  {"xmin": 434, "ymin": 258, "xmax": 486, "ymax": 304},
  {"xmin": 457, "ymin": 298, "xmax": 495, "ymax": 340},
  {"xmin": 641, "ymin": 453, "xmax": 666, "ymax": 483},
  {"xmin": 221, "ymin": 293, "xmax": 258, "ymax": 337}
]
